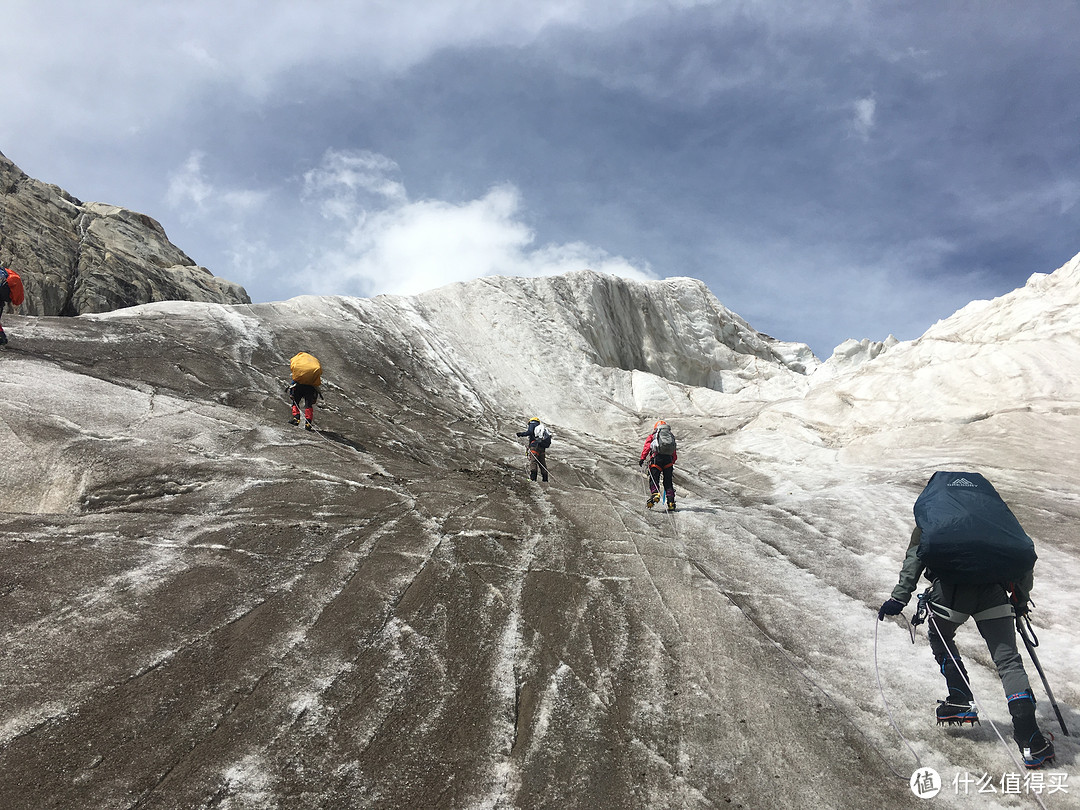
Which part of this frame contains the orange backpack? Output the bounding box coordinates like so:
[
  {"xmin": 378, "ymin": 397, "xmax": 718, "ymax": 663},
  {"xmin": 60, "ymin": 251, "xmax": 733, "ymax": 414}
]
[
  {"xmin": 1, "ymin": 268, "xmax": 24, "ymax": 307},
  {"xmin": 290, "ymin": 352, "xmax": 323, "ymax": 386}
]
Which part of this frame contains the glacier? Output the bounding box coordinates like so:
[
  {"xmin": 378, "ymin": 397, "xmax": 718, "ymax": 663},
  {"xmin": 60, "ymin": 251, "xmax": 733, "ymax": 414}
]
[{"xmin": 0, "ymin": 259, "xmax": 1077, "ymax": 809}]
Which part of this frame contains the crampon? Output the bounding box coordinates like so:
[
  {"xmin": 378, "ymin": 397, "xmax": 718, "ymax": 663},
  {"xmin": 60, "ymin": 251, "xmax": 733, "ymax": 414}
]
[{"xmin": 936, "ymin": 700, "xmax": 979, "ymax": 726}]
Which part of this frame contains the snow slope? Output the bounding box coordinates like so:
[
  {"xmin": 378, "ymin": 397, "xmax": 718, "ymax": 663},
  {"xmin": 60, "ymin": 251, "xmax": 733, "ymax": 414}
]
[{"xmin": 0, "ymin": 262, "xmax": 1077, "ymax": 809}]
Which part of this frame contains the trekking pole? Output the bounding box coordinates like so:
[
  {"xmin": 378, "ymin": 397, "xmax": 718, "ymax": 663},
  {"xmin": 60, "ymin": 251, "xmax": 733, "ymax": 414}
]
[{"xmin": 1016, "ymin": 614, "xmax": 1071, "ymax": 736}]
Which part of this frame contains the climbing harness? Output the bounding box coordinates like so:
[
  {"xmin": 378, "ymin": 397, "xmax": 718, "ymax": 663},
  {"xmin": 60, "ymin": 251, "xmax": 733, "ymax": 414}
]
[{"xmin": 908, "ymin": 587, "xmax": 930, "ymax": 643}]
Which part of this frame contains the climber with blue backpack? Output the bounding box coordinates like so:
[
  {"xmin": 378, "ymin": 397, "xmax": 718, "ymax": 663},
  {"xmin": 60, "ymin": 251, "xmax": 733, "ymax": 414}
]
[
  {"xmin": 516, "ymin": 417, "xmax": 552, "ymax": 482},
  {"xmin": 639, "ymin": 420, "xmax": 677, "ymax": 511},
  {"xmin": 878, "ymin": 472, "xmax": 1055, "ymax": 769}
]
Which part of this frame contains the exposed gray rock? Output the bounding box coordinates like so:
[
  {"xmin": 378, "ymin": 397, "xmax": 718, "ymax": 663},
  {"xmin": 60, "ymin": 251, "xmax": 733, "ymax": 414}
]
[{"xmin": 0, "ymin": 150, "xmax": 249, "ymax": 316}]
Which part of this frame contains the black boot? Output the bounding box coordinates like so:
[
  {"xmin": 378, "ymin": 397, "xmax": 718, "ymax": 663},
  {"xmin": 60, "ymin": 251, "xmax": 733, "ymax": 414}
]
[
  {"xmin": 1009, "ymin": 691, "xmax": 1055, "ymax": 768},
  {"xmin": 936, "ymin": 698, "xmax": 978, "ymax": 725}
]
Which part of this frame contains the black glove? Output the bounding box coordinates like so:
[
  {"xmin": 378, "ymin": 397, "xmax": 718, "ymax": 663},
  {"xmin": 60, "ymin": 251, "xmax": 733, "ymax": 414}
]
[
  {"xmin": 878, "ymin": 598, "xmax": 905, "ymax": 621},
  {"xmin": 638, "ymin": 458, "xmax": 644, "ymax": 467}
]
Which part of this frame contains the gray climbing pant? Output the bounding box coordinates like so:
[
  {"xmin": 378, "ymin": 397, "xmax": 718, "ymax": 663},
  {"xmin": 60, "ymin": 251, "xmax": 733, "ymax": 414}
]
[{"xmin": 927, "ymin": 580, "xmax": 1032, "ymax": 700}]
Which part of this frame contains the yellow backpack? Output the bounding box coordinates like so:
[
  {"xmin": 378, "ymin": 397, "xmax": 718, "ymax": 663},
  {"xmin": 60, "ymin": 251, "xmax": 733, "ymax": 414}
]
[{"xmin": 290, "ymin": 352, "xmax": 322, "ymax": 386}]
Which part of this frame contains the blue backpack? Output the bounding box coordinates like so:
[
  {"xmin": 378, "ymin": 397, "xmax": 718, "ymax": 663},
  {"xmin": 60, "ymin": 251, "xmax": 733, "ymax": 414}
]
[{"xmin": 914, "ymin": 472, "xmax": 1037, "ymax": 584}]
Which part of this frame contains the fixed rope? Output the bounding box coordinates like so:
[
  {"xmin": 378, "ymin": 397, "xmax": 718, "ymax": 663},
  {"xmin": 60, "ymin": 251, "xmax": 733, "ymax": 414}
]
[{"xmin": 872, "ymin": 616, "xmax": 924, "ymax": 772}]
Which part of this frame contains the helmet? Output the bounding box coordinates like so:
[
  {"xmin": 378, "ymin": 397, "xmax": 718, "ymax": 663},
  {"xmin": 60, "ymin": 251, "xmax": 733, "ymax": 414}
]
[
  {"xmin": 653, "ymin": 420, "xmax": 666, "ymax": 429},
  {"xmin": 529, "ymin": 417, "xmax": 540, "ymax": 424}
]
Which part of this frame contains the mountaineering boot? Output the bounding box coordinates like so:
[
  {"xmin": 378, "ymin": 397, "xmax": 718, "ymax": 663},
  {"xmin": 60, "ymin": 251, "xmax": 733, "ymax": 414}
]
[
  {"xmin": 1009, "ymin": 691, "xmax": 1055, "ymax": 768},
  {"xmin": 646, "ymin": 492, "xmax": 661, "ymax": 509},
  {"xmin": 1021, "ymin": 736, "xmax": 1056, "ymax": 769},
  {"xmin": 289, "ymin": 416, "xmax": 301, "ymax": 426},
  {"xmin": 667, "ymin": 500, "xmax": 676, "ymax": 512},
  {"xmin": 0, "ymin": 328, "xmax": 7, "ymax": 346},
  {"xmin": 936, "ymin": 698, "xmax": 979, "ymax": 726},
  {"xmin": 305, "ymin": 420, "xmax": 314, "ymax": 431}
]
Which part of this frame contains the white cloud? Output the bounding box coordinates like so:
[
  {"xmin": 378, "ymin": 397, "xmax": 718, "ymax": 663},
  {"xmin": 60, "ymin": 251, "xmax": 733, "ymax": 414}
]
[
  {"xmin": 163, "ymin": 151, "xmax": 273, "ymax": 283},
  {"xmin": 0, "ymin": 1, "xmax": 708, "ymax": 143},
  {"xmin": 167, "ymin": 151, "xmax": 269, "ymax": 219},
  {"xmin": 301, "ymin": 149, "xmax": 407, "ymax": 221},
  {"xmin": 166, "ymin": 152, "xmax": 215, "ymax": 210},
  {"xmin": 301, "ymin": 149, "xmax": 652, "ymax": 297},
  {"xmin": 852, "ymin": 96, "xmax": 876, "ymax": 140}
]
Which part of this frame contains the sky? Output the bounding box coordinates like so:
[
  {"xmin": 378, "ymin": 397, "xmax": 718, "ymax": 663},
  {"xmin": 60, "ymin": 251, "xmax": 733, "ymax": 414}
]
[{"xmin": 2, "ymin": 0, "xmax": 1079, "ymax": 357}]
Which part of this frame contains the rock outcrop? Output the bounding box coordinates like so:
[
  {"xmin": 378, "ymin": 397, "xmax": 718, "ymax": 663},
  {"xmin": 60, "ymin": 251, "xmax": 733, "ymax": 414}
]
[{"xmin": 0, "ymin": 150, "xmax": 249, "ymax": 315}]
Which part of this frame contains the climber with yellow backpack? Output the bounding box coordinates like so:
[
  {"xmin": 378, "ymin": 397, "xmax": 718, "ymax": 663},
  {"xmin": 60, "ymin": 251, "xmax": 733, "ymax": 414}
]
[
  {"xmin": 288, "ymin": 352, "xmax": 324, "ymax": 430},
  {"xmin": 0, "ymin": 266, "xmax": 26, "ymax": 347}
]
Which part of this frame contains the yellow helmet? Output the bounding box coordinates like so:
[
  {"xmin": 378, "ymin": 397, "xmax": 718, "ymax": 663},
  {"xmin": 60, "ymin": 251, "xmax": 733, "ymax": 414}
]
[{"xmin": 529, "ymin": 417, "xmax": 540, "ymax": 423}]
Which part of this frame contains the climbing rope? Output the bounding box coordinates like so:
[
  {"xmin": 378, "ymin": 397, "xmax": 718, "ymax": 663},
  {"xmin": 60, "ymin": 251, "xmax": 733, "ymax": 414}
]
[
  {"xmin": 872, "ymin": 616, "xmax": 924, "ymax": 772},
  {"xmin": 524, "ymin": 443, "xmax": 551, "ymax": 481},
  {"xmin": 684, "ymin": 554, "xmax": 913, "ymax": 781}
]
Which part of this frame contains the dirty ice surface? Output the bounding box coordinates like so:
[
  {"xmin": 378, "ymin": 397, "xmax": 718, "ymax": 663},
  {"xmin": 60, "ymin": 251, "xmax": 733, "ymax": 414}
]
[{"xmin": 0, "ymin": 265, "xmax": 1077, "ymax": 809}]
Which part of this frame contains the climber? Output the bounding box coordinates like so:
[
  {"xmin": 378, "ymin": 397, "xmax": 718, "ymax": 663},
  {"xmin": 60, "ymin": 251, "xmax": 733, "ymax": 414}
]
[
  {"xmin": 516, "ymin": 417, "xmax": 552, "ymax": 482},
  {"xmin": 0, "ymin": 266, "xmax": 25, "ymax": 346},
  {"xmin": 878, "ymin": 471, "xmax": 1054, "ymax": 769},
  {"xmin": 639, "ymin": 420, "xmax": 677, "ymax": 511},
  {"xmin": 288, "ymin": 352, "xmax": 323, "ymax": 430}
]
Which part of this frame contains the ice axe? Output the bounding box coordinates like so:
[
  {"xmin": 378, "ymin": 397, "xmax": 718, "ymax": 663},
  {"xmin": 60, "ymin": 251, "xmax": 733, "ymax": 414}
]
[{"xmin": 1016, "ymin": 613, "xmax": 1070, "ymax": 737}]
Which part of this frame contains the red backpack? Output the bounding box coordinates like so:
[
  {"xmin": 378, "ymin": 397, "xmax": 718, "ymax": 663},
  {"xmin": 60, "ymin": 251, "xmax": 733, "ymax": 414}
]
[{"xmin": 1, "ymin": 268, "xmax": 24, "ymax": 307}]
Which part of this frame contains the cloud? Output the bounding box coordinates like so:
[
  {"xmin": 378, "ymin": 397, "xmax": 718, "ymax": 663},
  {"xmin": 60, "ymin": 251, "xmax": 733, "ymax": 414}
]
[
  {"xmin": 301, "ymin": 149, "xmax": 652, "ymax": 297},
  {"xmin": 301, "ymin": 149, "xmax": 407, "ymax": 221},
  {"xmin": 164, "ymin": 151, "xmax": 274, "ymax": 282},
  {"xmin": 166, "ymin": 152, "xmax": 215, "ymax": 210},
  {"xmin": 852, "ymin": 96, "xmax": 876, "ymax": 140},
  {"xmin": 0, "ymin": 1, "xmax": 701, "ymax": 143},
  {"xmin": 167, "ymin": 152, "xmax": 268, "ymax": 218}
]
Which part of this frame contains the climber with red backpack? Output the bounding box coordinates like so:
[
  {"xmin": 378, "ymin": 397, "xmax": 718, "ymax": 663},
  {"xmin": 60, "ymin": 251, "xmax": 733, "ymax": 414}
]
[
  {"xmin": 639, "ymin": 420, "xmax": 677, "ymax": 511},
  {"xmin": 0, "ymin": 266, "xmax": 26, "ymax": 346}
]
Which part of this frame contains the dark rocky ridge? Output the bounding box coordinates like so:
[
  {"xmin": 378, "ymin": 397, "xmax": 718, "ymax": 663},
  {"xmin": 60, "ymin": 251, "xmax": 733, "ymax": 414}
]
[{"xmin": 0, "ymin": 150, "xmax": 249, "ymax": 316}]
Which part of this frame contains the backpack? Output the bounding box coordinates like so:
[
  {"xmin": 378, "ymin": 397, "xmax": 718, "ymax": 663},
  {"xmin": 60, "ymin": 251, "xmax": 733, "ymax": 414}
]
[
  {"xmin": 1, "ymin": 268, "xmax": 24, "ymax": 307},
  {"xmin": 290, "ymin": 352, "xmax": 323, "ymax": 386},
  {"xmin": 533, "ymin": 422, "xmax": 552, "ymax": 449},
  {"xmin": 914, "ymin": 471, "xmax": 1037, "ymax": 585},
  {"xmin": 653, "ymin": 424, "xmax": 676, "ymax": 456}
]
